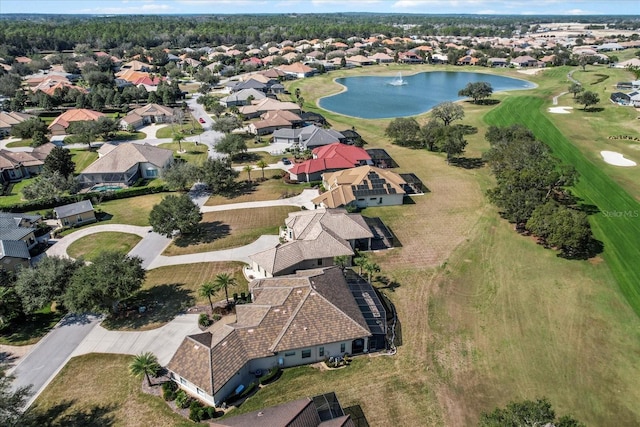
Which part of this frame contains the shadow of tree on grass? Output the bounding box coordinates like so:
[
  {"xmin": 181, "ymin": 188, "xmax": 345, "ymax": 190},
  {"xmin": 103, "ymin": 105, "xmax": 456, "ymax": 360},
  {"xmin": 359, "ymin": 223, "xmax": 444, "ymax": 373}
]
[
  {"xmin": 449, "ymin": 157, "xmax": 486, "ymax": 169},
  {"xmin": 173, "ymin": 221, "xmax": 231, "ymax": 247},
  {"xmin": 102, "ymin": 284, "xmax": 195, "ymax": 330},
  {"xmin": 28, "ymin": 400, "xmax": 116, "ymax": 427}
]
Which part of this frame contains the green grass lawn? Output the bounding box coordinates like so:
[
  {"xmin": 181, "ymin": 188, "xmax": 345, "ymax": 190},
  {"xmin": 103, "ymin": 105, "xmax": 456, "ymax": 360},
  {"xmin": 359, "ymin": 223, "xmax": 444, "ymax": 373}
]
[
  {"xmin": 158, "ymin": 142, "xmax": 208, "ymax": 165},
  {"xmin": 0, "ymin": 178, "xmax": 34, "ymax": 207},
  {"xmin": 66, "ymin": 232, "xmax": 142, "ymax": 261},
  {"xmin": 28, "ymin": 354, "xmax": 197, "ymax": 427},
  {"xmin": 484, "ymin": 96, "xmax": 640, "ymax": 317},
  {"xmin": 70, "ymin": 149, "xmax": 98, "ymax": 173},
  {"xmin": 205, "ymin": 170, "xmax": 309, "ymax": 206},
  {"xmin": 155, "ymin": 123, "xmax": 203, "ymax": 139},
  {"xmin": 164, "ymin": 206, "xmax": 297, "ymax": 256},
  {"xmin": 5, "ymin": 139, "xmax": 32, "ymax": 148}
]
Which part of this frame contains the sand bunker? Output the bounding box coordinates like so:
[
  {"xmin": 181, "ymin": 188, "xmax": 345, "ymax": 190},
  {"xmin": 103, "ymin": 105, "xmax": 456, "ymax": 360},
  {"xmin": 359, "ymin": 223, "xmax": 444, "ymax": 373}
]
[
  {"xmin": 518, "ymin": 68, "xmax": 545, "ymax": 75},
  {"xmin": 548, "ymin": 106, "xmax": 573, "ymax": 114},
  {"xmin": 601, "ymin": 151, "xmax": 637, "ymax": 167}
]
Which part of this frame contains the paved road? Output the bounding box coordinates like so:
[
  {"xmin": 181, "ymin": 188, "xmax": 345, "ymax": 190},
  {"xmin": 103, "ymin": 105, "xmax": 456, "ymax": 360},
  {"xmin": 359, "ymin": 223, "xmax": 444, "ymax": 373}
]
[
  {"xmin": 10, "ymin": 314, "xmax": 103, "ymax": 408},
  {"xmin": 200, "ymin": 188, "xmax": 318, "ymax": 212}
]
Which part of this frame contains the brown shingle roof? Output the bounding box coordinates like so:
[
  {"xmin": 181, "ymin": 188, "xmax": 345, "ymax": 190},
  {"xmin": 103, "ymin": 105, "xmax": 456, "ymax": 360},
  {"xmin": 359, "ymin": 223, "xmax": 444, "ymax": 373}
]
[
  {"xmin": 81, "ymin": 143, "xmax": 172, "ymax": 174},
  {"xmin": 168, "ymin": 268, "xmax": 371, "ymax": 397}
]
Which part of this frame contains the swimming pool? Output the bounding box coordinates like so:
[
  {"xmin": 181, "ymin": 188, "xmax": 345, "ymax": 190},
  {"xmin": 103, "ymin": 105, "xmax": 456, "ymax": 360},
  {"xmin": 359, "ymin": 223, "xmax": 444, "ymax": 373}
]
[{"xmin": 90, "ymin": 185, "xmax": 124, "ymax": 192}]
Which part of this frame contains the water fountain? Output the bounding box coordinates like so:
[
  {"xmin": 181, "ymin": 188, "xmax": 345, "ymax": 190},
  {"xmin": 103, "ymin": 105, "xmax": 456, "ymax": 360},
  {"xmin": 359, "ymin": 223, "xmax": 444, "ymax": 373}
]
[{"xmin": 387, "ymin": 72, "xmax": 407, "ymax": 86}]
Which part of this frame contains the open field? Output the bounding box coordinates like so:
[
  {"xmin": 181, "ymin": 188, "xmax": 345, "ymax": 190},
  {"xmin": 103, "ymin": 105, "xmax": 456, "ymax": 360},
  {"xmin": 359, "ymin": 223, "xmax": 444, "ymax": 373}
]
[
  {"xmin": 103, "ymin": 261, "xmax": 246, "ymax": 331},
  {"xmin": 485, "ymin": 96, "xmax": 640, "ymax": 317},
  {"xmin": 30, "ymin": 63, "xmax": 640, "ymax": 426},
  {"xmin": 94, "ymin": 193, "xmax": 169, "ymax": 227},
  {"xmin": 155, "ymin": 122, "xmax": 203, "ymax": 139},
  {"xmin": 164, "ymin": 206, "xmax": 297, "ymax": 256},
  {"xmin": 66, "ymin": 232, "xmax": 142, "ymax": 261},
  {"xmin": 204, "ymin": 170, "xmax": 309, "ymax": 206},
  {"xmin": 28, "ymin": 354, "xmax": 197, "ymax": 427}
]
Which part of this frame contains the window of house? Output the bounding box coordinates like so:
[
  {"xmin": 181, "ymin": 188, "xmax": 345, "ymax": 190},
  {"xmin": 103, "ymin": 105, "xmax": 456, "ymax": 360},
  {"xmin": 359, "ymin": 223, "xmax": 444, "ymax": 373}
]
[
  {"xmin": 179, "ymin": 377, "xmax": 186, "ymax": 385},
  {"xmin": 340, "ymin": 343, "xmax": 346, "ymax": 353},
  {"xmin": 370, "ymin": 197, "xmax": 376, "ymax": 200},
  {"xmin": 319, "ymin": 347, "xmax": 324, "ymax": 357},
  {"xmin": 285, "ymin": 351, "xmax": 295, "ymax": 357},
  {"xmin": 197, "ymin": 388, "xmax": 204, "ymax": 396},
  {"xmin": 317, "ymin": 258, "xmax": 323, "ymax": 266},
  {"xmin": 146, "ymin": 168, "xmax": 158, "ymax": 177},
  {"xmin": 301, "ymin": 349, "xmax": 311, "ymax": 358}
]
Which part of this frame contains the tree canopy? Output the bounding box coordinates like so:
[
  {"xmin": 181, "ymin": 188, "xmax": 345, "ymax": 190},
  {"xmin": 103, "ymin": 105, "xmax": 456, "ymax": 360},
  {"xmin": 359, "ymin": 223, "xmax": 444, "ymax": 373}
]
[
  {"xmin": 479, "ymin": 397, "xmax": 584, "ymax": 427},
  {"xmin": 384, "ymin": 117, "xmax": 421, "ymax": 148},
  {"xmin": 431, "ymin": 101, "xmax": 465, "ymax": 126},
  {"xmin": 63, "ymin": 251, "xmax": 145, "ymax": 314},
  {"xmin": 200, "ymin": 157, "xmax": 239, "ymax": 195},
  {"xmin": 216, "ymin": 133, "xmax": 247, "ymax": 160},
  {"xmin": 458, "ymin": 81, "xmax": 493, "ymax": 104},
  {"xmin": 43, "ymin": 146, "xmax": 75, "ymax": 178},
  {"xmin": 576, "ymin": 90, "xmax": 600, "ymax": 110},
  {"xmin": 149, "ymin": 194, "xmax": 202, "ymax": 237},
  {"xmin": 211, "ymin": 116, "xmax": 242, "ymax": 134}
]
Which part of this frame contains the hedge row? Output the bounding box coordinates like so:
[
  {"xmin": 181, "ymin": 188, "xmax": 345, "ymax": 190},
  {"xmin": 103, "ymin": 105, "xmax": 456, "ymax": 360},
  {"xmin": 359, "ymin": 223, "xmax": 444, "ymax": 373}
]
[{"xmin": 4, "ymin": 184, "xmax": 170, "ymax": 212}]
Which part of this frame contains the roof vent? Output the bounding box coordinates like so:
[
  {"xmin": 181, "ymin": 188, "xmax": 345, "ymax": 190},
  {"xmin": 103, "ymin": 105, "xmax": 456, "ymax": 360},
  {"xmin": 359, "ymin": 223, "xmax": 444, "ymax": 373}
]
[
  {"xmin": 297, "ymin": 290, "xmax": 303, "ymax": 294},
  {"xmin": 303, "ymin": 326, "xmax": 308, "ymax": 331},
  {"xmin": 194, "ymin": 345, "xmax": 199, "ymax": 350},
  {"xmin": 274, "ymin": 308, "xmax": 280, "ymax": 312},
  {"xmin": 248, "ymin": 329, "xmax": 254, "ymax": 333}
]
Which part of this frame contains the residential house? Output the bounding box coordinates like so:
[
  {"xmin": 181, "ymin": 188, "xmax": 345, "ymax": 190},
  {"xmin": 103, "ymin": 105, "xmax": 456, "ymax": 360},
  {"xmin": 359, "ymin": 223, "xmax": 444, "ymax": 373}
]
[
  {"xmin": 368, "ymin": 52, "xmax": 394, "ymax": 64},
  {"xmin": 250, "ymin": 208, "xmax": 374, "ymax": 278},
  {"xmin": 0, "ymin": 212, "xmax": 44, "ymax": 270},
  {"xmin": 615, "ymin": 58, "xmax": 640, "ymax": 69},
  {"xmin": 457, "ymin": 55, "xmax": 480, "ymax": 66},
  {"xmin": 431, "ymin": 53, "xmax": 449, "ymax": 64},
  {"xmin": 610, "ymin": 92, "xmax": 631, "ymax": 105},
  {"xmin": 77, "ymin": 143, "xmax": 173, "ymax": 187},
  {"xmin": 238, "ymin": 98, "xmax": 300, "ymax": 119},
  {"xmin": 313, "ymin": 165, "xmax": 406, "ymax": 209},
  {"xmin": 248, "ymin": 110, "xmax": 302, "ymax": 136},
  {"xmin": 53, "ymin": 200, "xmax": 96, "ymax": 227},
  {"xmin": 229, "ymin": 78, "xmax": 267, "ymax": 93},
  {"xmin": 48, "ymin": 108, "xmax": 105, "ymax": 136},
  {"xmin": 120, "ymin": 103, "xmax": 176, "ymax": 130},
  {"xmin": 0, "ymin": 146, "xmax": 51, "ymax": 184},
  {"xmin": 272, "ymin": 125, "xmax": 344, "ymax": 150},
  {"xmin": 488, "ymin": 57, "xmax": 508, "ymax": 67},
  {"xmin": 345, "ymin": 55, "xmax": 373, "ymax": 67},
  {"xmin": 0, "ymin": 240, "xmax": 31, "ymax": 272},
  {"xmin": 276, "ymin": 62, "xmax": 315, "ymax": 79},
  {"xmin": 510, "ymin": 55, "xmax": 539, "ymax": 68},
  {"xmin": 0, "ymin": 111, "xmax": 35, "ymax": 138},
  {"xmin": 299, "ymin": 112, "xmax": 327, "ymax": 127},
  {"xmin": 397, "ymin": 51, "xmax": 423, "ymax": 63},
  {"xmin": 289, "ymin": 143, "xmax": 372, "ymax": 183},
  {"xmin": 220, "ymin": 88, "xmax": 267, "ymax": 108},
  {"xmin": 211, "ymin": 392, "xmax": 357, "ymax": 427},
  {"xmin": 167, "ymin": 267, "xmax": 386, "ymax": 406}
]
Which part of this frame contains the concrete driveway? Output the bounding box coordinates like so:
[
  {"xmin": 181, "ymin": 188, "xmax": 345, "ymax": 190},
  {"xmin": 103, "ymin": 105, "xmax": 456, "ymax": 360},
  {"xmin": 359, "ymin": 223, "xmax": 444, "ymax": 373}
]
[{"xmin": 70, "ymin": 313, "xmax": 201, "ymax": 366}]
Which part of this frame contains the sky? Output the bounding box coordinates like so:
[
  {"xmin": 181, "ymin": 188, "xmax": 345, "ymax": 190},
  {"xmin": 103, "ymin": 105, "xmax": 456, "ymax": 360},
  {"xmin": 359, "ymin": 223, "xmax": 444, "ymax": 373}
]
[{"xmin": 0, "ymin": 0, "xmax": 638, "ymax": 16}]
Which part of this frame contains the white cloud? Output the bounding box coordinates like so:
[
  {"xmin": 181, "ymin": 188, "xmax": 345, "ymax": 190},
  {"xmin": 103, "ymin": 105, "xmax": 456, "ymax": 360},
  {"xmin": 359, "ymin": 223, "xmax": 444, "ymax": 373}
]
[
  {"xmin": 80, "ymin": 3, "xmax": 173, "ymax": 14},
  {"xmin": 563, "ymin": 8, "xmax": 596, "ymax": 15}
]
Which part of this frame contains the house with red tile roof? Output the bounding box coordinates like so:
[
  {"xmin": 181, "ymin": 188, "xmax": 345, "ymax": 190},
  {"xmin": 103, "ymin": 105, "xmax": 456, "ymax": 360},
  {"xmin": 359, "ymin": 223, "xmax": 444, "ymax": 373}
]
[
  {"xmin": 48, "ymin": 108, "xmax": 105, "ymax": 136},
  {"xmin": 289, "ymin": 143, "xmax": 372, "ymax": 183}
]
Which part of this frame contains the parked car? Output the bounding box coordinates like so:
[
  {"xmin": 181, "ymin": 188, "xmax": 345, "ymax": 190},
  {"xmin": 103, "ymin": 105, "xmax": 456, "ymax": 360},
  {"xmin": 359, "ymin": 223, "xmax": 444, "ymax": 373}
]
[
  {"xmin": 281, "ymin": 157, "xmax": 291, "ymax": 165},
  {"xmin": 198, "ymin": 117, "xmax": 205, "ymax": 123}
]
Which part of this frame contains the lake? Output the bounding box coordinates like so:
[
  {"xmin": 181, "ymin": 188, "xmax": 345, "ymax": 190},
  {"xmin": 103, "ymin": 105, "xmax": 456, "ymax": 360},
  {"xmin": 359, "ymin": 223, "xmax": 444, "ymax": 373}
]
[{"xmin": 318, "ymin": 71, "xmax": 536, "ymax": 119}]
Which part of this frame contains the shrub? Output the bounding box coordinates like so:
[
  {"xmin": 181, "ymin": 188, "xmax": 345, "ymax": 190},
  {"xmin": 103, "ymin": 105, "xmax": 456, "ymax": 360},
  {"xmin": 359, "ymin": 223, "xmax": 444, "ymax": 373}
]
[
  {"xmin": 212, "ymin": 313, "xmax": 221, "ymax": 321},
  {"xmin": 189, "ymin": 400, "xmax": 205, "ymax": 422},
  {"xmin": 175, "ymin": 390, "xmax": 191, "ymax": 409},
  {"xmin": 162, "ymin": 381, "xmax": 178, "ymax": 401},
  {"xmin": 199, "ymin": 313, "xmax": 212, "ymax": 327},
  {"xmin": 259, "ymin": 367, "xmax": 281, "ymax": 385},
  {"xmin": 206, "ymin": 406, "xmax": 219, "ymax": 419}
]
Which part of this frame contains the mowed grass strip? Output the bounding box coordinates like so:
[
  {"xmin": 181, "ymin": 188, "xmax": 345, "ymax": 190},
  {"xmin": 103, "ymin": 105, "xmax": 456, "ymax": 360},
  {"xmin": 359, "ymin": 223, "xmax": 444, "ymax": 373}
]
[
  {"xmin": 164, "ymin": 206, "xmax": 298, "ymax": 256},
  {"xmin": 66, "ymin": 232, "xmax": 142, "ymax": 261},
  {"xmin": 28, "ymin": 353, "xmax": 197, "ymax": 427},
  {"xmin": 484, "ymin": 96, "xmax": 640, "ymax": 316}
]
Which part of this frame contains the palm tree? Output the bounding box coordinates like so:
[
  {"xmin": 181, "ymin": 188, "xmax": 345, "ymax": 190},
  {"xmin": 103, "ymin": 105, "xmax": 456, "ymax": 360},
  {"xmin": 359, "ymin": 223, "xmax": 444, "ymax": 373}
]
[
  {"xmin": 172, "ymin": 131, "xmax": 185, "ymax": 153},
  {"xmin": 256, "ymin": 159, "xmax": 268, "ymax": 180},
  {"xmin": 213, "ymin": 273, "xmax": 237, "ymax": 306},
  {"xmin": 353, "ymin": 252, "xmax": 369, "ymax": 275},
  {"xmin": 129, "ymin": 352, "xmax": 160, "ymax": 387},
  {"xmin": 333, "ymin": 255, "xmax": 350, "ymax": 271},
  {"xmin": 243, "ymin": 164, "xmax": 253, "ymax": 183},
  {"xmin": 199, "ymin": 281, "xmax": 218, "ymax": 312},
  {"xmin": 363, "ymin": 261, "xmax": 380, "ymax": 283}
]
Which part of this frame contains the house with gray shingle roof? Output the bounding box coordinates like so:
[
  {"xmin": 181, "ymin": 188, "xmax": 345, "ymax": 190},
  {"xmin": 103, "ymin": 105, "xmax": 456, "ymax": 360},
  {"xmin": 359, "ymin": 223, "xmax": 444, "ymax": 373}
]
[
  {"xmin": 272, "ymin": 125, "xmax": 345, "ymax": 150},
  {"xmin": 167, "ymin": 267, "xmax": 386, "ymax": 406},
  {"xmin": 53, "ymin": 200, "xmax": 96, "ymax": 227},
  {"xmin": 77, "ymin": 143, "xmax": 173, "ymax": 188},
  {"xmin": 0, "ymin": 240, "xmax": 31, "ymax": 271},
  {"xmin": 249, "ymin": 208, "xmax": 373, "ymax": 278}
]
